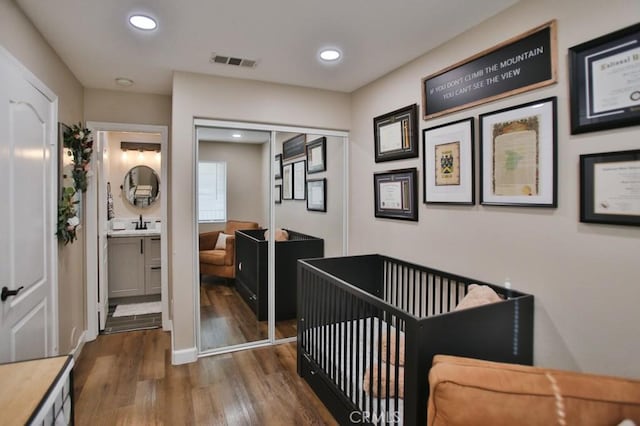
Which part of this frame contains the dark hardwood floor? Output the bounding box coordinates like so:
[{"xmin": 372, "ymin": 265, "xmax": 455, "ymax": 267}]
[
  {"xmin": 200, "ymin": 277, "xmax": 297, "ymax": 351},
  {"xmin": 73, "ymin": 329, "xmax": 337, "ymax": 425}
]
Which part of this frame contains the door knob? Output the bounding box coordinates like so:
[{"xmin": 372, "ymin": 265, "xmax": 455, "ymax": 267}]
[{"xmin": 1, "ymin": 286, "xmax": 24, "ymax": 302}]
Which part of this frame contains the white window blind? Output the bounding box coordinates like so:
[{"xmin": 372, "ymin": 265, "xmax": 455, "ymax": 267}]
[{"xmin": 198, "ymin": 161, "xmax": 227, "ymax": 222}]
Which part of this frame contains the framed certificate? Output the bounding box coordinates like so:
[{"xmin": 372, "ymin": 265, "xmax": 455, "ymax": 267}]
[
  {"xmin": 306, "ymin": 137, "xmax": 326, "ymax": 174},
  {"xmin": 274, "ymin": 154, "xmax": 282, "ymax": 179},
  {"xmin": 282, "ymin": 163, "xmax": 293, "ymax": 200},
  {"xmin": 479, "ymin": 97, "xmax": 557, "ymax": 207},
  {"xmin": 293, "ymin": 160, "xmax": 306, "ymax": 200},
  {"xmin": 373, "ymin": 104, "xmax": 418, "ymax": 162},
  {"xmin": 569, "ymin": 23, "xmax": 640, "ymax": 134},
  {"xmin": 306, "ymin": 178, "xmax": 326, "ymax": 212},
  {"xmin": 580, "ymin": 149, "xmax": 640, "ymax": 226},
  {"xmin": 373, "ymin": 168, "xmax": 418, "ymax": 221}
]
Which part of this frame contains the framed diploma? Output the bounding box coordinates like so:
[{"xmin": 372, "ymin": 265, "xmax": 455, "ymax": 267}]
[
  {"xmin": 306, "ymin": 137, "xmax": 326, "ymax": 174},
  {"xmin": 373, "ymin": 168, "xmax": 418, "ymax": 221},
  {"xmin": 293, "ymin": 160, "xmax": 306, "ymax": 200},
  {"xmin": 274, "ymin": 154, "xmax": 282, "ymax": 179},
  {"xmin": 306, "ymin": 178, "xmax": 326, "ymax": 212},
  {"xmin": 479, "ymin": 97, "xmax": 557, "ymax": 207},
  {"xmin": 275, "ymin": 184, "xmax": 282, "ymax": 204},
  {"xmin": 282, "ymin": 163, "xmax": 293, "ymax": 200},
  {"xmin": 580, "ymin": 149, "xmax": 640, "ymax": 226},
  {"xmin": 373, "ymin": 104, "xmax": 419, "ymax": 162},
  {"xmin": 423, "ymin": 117, "xmax": 475, "ymax": 204},
  {"xmin": 569, "ymin": 23, "xmax": 640, "ymax": 134}
]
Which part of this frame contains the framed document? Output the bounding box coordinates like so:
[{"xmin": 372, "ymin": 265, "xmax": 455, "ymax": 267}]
[
  {"xmin": 282, "ymin": 163, "xmax": 293, "ymax": 200},
  {"xmin": 373, "ymin": 168, "xmax": 418, "ymax": 221},
  {"xmin": 580, "ymin": 149, "xmax": 640, "ymax": 226},
  {"xmin": 479, "ymin": 97, "xmax": 557, "ymax": 207},
  {"xmin": 306, "ymin": 178, "xmax": 326, "ymax": 212},
  {"xmin": 423, "ymin": 117, "xmax": 475, "ymax": 204},
  {"xmin": 306, "ymin": 137, "xmax": 326, "ymax": 174},
  {"xmin": 293, "ymin": 160, "xmax": 306, "ymax": 200},
  {"xmin": 373, "ymin": 104, "xmax": 418, "ymax": 162},
  {"xmin": 282, "ymin": 134, "xmax": 306, "ymax": 160},
  {"xmin": 569, "ymin": 23, "xmax": 640, "ymax": 134},
  {"xmin": 275, "ymin": 184, "xmax": 282, "ymax": 204},
  {"xmin": 274, "ymin": 154, "xmax": 282, "ymax": 179}
]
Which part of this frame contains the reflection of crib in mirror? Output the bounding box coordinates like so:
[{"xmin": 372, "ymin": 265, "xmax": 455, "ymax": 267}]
[{"xmin": 235, "ymin": 229, "xmax": 324, "ymax": 321}]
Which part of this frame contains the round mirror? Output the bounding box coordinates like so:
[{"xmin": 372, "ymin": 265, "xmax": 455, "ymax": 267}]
[{"xmin": 122, "ymin": 165, "xmax": 160, "ymax": 207}]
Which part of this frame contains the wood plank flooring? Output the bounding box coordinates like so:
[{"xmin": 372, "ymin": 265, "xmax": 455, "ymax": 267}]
[
  {"xmin": 73, "ymin": 329, "xmax": 337, "ymax": 425},
  {"xmin": 200, "ymin": 278, "xmax": 297, "ymax": 351}
]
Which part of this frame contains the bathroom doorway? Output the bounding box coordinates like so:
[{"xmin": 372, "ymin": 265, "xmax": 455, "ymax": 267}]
[{"xmin": 85, "ymin": 122, "xmax": 169, "ymax": 341}]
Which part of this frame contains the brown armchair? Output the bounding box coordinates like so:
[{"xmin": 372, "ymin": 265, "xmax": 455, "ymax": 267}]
[{"xmin": 199, "ymin": 220, "xmax": 260, "ymax": 279}]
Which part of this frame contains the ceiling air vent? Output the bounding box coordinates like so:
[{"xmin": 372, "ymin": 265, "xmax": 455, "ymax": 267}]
[{"xmin": 210, "ymin": 53, "xmax": 257, "ymax": 68}]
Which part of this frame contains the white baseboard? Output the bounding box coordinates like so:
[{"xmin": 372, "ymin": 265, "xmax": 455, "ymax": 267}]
[
  {"xmin": 172, "ymin": 346, "xmax": 198, "ymax": 365},
  {"xmin": 69, "ymin": 330, "xmax": 87, "ymax": 361}
]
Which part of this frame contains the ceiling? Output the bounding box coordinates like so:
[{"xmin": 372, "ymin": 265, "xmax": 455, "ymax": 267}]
[{"xmin": 16, "ymin": 0, "xmax": 519, "ymax": 95}]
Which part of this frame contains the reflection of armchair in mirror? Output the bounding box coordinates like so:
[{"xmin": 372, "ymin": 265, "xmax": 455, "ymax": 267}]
[{"xmin": 122, "ymin": 165, "xmax": 160, "ymax": 208}]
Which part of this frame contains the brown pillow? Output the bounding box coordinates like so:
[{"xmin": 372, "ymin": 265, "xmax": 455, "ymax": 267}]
[
  {"xmin": 455, "ymin": 284, "xmax": 502, "ymax": 311},
  {"xmin": 381, "ymin": 326, "xmax": 405, "ymax": 366},
  {"xmin": 363, "ymin": 362, "xmax": 405, "ymax": 398}
]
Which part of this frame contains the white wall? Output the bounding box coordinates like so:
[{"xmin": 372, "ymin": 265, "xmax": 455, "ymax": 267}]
[
  {"xmin": 171, "ymin": 72, "xmax": 350, "ymax": 352},
  {"xmin": 198, "ymin": 140, "xmax": 267, "ymax": 233},
  {"xmin": 106, "ymin": 131, "xmax": 162, "ymax": 219},
  {"xmin": 350, "ymin": 0, "xmax": 640, "ymax": 377}
]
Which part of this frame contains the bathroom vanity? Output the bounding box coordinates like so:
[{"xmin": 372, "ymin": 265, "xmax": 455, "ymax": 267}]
[{"xmin": 107, "ymin": 230, "xmax": 161, "ymax": 298}]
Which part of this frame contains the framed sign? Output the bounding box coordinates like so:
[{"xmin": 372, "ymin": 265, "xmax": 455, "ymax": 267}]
[
  {"xmin": 374, "ymin": 168, "xmax": 418, "ymax": 221},
  {"xmin": 282, "ymin": 134, "xmax": 306, "ymax": 160},
  {"xmin": 569, "ymin": 23, "xmax": 640, "ymax": 134},
  {"xmin": 282, "ymin": 163, "xmax": 293, "ymax": 200},
  {"xmin": 306, "ymin": 137, "xmax": 326, "ymax": 174},
  {"xmin": 293, "ymin": 160, "xmax": 306, "ymax": 200},
  {"xmin": 423, "ymin": 117, "xmax": 475, "ymax": 204},
  {"xmin": 307, "ymin": 178, "xmax": 326, "ymax": 212},
  {"xmin": 422, "ymin": 20, "xmax": 557, "ymax": 120},
  {"xmin": 580, "ymin": 149, "xmax": 640, "ymax": 226},
  {"xmin": 274, "ymin": 154, "xmax": 282, "ymax": 179},
  {"xmin": 479, "ymin": 97, "xmax": 557, "ymax": 207},
  {"xmin": 374, "ymin": 104, "xmax": 419, "ymax": 162}
]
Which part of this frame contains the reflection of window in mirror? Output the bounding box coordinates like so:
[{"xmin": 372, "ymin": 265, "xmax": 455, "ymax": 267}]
[{"xmin": 122, "ymin": 165, "xmax": 160, "ymax": 207}]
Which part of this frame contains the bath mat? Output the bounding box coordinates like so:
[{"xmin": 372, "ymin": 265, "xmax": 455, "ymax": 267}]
[{"xmin": 113, "ymin": 301, "xmax": 161, "ymax": 317}]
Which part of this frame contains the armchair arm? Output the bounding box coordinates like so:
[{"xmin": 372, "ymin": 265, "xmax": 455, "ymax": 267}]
[
  {"xmin": 199, "ymin": 230, "xmax": 221, "ymax": 251},
  {"xmin": 223, "ymin": 235, "xmax": 236, "ymax": 266}
]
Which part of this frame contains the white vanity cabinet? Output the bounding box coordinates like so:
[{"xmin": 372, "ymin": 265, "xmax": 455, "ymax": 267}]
[{"xmin": 108, "ymin": 235, "xmax": 161, "ymax": 298}]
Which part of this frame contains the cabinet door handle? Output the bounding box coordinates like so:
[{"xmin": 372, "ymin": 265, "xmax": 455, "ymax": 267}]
[
  {"xmin": 151, "ymin": 237, "xmax": 160, "ymax": 241},
  {"xmin": 151, "ymin": 266, "xmax": 161, "ymax": 270},
  {"xmin": 140, "ymin": 239, "xmax": 143, "ymax": 254}
]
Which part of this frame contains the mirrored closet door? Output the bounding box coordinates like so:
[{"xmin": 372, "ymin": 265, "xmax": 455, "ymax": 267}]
[{"xmin": 196, "ymin": 120, "xmax": 348, "ymax": 354}]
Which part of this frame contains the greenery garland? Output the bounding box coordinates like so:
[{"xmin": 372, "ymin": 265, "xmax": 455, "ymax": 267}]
[
  {"xmin": 57, "ymin": 122, "xmax": 92, "ymax": 244},
  {"xmin": 57, "ymin": 186, "xmax": 80, "ymax": 245},
  {"xmin": 63, "ymin": 122, "xmax": 93, "ymax": 192}
]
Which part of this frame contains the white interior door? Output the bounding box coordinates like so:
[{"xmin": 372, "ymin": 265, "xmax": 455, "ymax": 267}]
[
  {"xmin": 97, "ymin": 132, "xmax": 109, "ymax": 330},
  {"xmin": 0, "ymin": 49, "xmax": 56, "ymax": 362}
]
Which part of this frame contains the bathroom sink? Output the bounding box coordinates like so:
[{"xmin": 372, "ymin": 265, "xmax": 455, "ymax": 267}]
[{"xmin": 107, "ymin": 228, "xmax": 161, "ymax": 237}]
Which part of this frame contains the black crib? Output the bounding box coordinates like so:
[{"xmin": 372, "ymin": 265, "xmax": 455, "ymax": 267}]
[{"xmin": 297, "ymin": 254, "xmax": 534, "ymax": 426}]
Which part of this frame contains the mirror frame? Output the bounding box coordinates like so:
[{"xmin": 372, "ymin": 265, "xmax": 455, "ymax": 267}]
[{"xmin": 122, "ymin": 164, "xmax": 160, "ymax": 208}]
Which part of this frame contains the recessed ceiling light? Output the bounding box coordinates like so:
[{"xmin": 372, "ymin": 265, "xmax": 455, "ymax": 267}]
[
  {"xmin": 232, "ymin": 133, "xmax": 242, "ymax": 138},
  {"xmin": 129, "ymin": 15, "xmax": 157, "ymax": 31},
  {"xmin": 115, "ymin": 77, "xmax": 134, "ymax": 87},
  {"xmin": 319, "ymin": 49, "xmax": 341, "ymax": 62}
]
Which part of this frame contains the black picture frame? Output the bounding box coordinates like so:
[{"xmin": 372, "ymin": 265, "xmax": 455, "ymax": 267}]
[
  {"xmin": 274, "ymin": 154, "xmax": 282, "ymax": 179},
  {"xmin": 479, "ymin": 97, "xmax": 557, "ymax": 207},
  {"xmin": 293, "ymin": 160, "xmax": 306, "ymax": 200},
  {"xmin": 306, "ymin": 178, "xmax": 327, "ymax": 212},
  {"xmin": 275, "ymin": 184, "xmax": 282, "ymax": 204},
  {"xmin": 282, "ymin": 134, "xmax": 306, "ymax": 160},
  {"xmin": 373, "ymin": 104, "xmax": 419, "ymax": 162},
  {"xmin": 306, "ymin": 137, "xmax": 326, "ymax": 174},
  {"xmin": 580, "ymin": 149, "xmax": 640, "ymax": 226},
  {"xmin": 423, "ymin": 117, "xmax": 475, "ymax": 205},
  {"xmin": 282, "ymin": 163, "xmax": 293, "ymax": 200},
  {"xmin": 569, "ymin": 23, "xmax": 640, "ymax": 134},
  {"xmin": 373, "ymin": 168, "xmax": 418, "ymax": 221}
]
